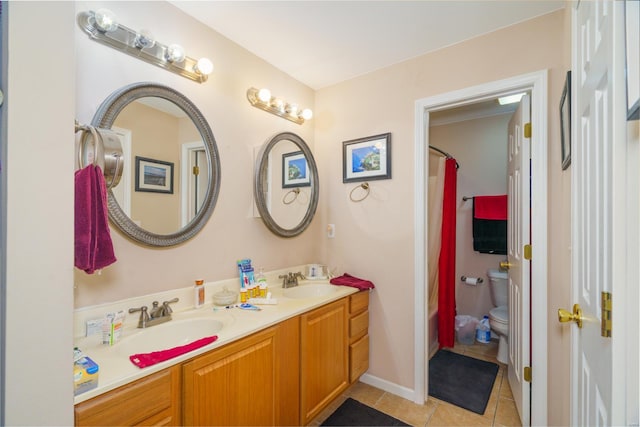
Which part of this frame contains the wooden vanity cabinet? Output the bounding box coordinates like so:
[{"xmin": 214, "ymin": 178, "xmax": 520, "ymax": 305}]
[
  {"xmin": 348, "ymin": 290, "xmax": 370, "ymax": 383},
  {"xmin": 300, "ymin": 298, "xmax": 349, "ymax": 425},
  {"xmin": 74, "ymin": 365, "xmax": 181, "ymax": 426},
  {"xmin": 75, "ymin": 294, "xmax": 364, "ymax": 426},
  {"xmin": 182, "ymin": 317, "xmax": 299, "ymax": 426}
]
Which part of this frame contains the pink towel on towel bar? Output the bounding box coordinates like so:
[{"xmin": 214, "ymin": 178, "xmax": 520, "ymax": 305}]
[
  {"xmin": 473, "ymin": 195, "xmax": 507, "ymax": 220},
  {"xmin": 74, "ymin": 165, "xmax": 116, "ymax": 274},
  {"xmin": 129, "ymin": 335, "xmax": 219, "ymax": 368},
  {"xmin": 330, "ymin": 273, "xmax": 375, "ymax": 290}
]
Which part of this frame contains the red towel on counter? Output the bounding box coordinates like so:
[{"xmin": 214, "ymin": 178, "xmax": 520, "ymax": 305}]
[
  {"xmin": 473, "ymin": 195, "xmax": 507, "ymax": 220},
  {"xmin": 330, "ymin": 273, "xmax": 375, "ymax": 290},
  {"xmin": 129, "ymin": 335, "xmax": 218, "ymax": 368}
]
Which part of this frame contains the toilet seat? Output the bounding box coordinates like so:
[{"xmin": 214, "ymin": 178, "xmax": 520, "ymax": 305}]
[{"xmin": 489, "ymin": 305, "xmax": 508, "ymax": 324}]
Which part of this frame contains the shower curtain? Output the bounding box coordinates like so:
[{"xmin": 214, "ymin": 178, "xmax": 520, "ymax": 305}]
[
  {"xmin": 427, "ymin": 157, "xmax": 445, "ymax": 312},
  {"xmin": 437, "ymin": 158, "xmax": 457, "ymax": 348}
]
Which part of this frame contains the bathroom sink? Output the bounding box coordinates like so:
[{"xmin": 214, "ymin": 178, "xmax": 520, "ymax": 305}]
[
  {"xmin": 116, "ymin": 317, "xmax": 223, "ymax": 356},
  {"xmin": 283, "ymin": 284, "xmax": 338, "ymax": 299}
]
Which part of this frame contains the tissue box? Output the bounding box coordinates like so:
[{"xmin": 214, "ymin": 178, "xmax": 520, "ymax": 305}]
[{"xmin": 74, "ymin": 351, "xmax": 99, "ymax": 396}]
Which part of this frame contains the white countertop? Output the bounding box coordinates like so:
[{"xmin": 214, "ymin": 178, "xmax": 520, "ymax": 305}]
[{"xmin": 74, "ymin": 278, "xmax": 358, "ymax": 404}]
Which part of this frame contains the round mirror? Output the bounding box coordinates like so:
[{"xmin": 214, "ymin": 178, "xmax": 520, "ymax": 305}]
[
  {"xmin": 92, "ymin": 82, "xmax": 221, "ymax": 247},
  {"xmin": 254, "ymin": 132, "xmax": 319, "ymax": 237}
]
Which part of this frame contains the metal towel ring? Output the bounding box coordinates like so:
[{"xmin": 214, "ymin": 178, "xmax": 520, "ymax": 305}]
[
  {"xmin": 282, "ymin": 188, "xmax": 300, "ymax": 205},
  {"xmin": 75, "ymin": 121, "xmax": 123, "ymax": 190},
  {"xmin": 349, "ymin": 182, "xmax": 370, "ymax": 202}
]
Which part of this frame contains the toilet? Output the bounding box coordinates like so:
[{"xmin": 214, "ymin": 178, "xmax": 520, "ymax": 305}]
[{"xmin": 487, "ymin": 268, "xmax": 509, "ymax": 364}]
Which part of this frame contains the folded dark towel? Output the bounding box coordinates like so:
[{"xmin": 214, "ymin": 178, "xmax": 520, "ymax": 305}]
[
  {"xmin": 330, "ymin": 273, "xmax": 375, "ymax": 290},
  {"xmin": 472, "ymin": 195, "xmax": 507, "ymax": 254},
  {"xmin": 75, "ymin": 165, "xmax": 117, "ymax": 274},
  {"xmin": 129, "ymin": 335, "xmax": 218, "ymax": 368}
]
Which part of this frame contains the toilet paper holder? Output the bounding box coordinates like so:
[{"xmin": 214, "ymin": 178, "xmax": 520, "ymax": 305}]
[{"xmin": 461, "ymin": 276, "xmax": 484, "ymax": 284}]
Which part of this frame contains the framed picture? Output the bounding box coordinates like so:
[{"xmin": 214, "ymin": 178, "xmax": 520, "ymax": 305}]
[
  {"xmin": 135, "ymin": 156, "xmax": 174, "ymax": 194},
  {"xmin": 625, "ymin": 0, "xmax": 639, "ymax": 120},
  {"xmin": 559, "ymin": 71, "xmax": 571, "ymax": 170},
  {"xmin": 342, "ymin": 133, "xmax": 391, "ymax": 183},
  {"xmin": 282, "ymin": 151, "xmax": 310, "ymax": 188}
]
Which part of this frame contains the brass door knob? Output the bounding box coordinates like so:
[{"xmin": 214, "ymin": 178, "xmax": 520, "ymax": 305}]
[
  {"xmin": 558, "ymin": 304, "xmax": 583, "ymax": 328},
  {"xmin": 499, "ymin": 261, "xmax": 512, "ymax": 270}
]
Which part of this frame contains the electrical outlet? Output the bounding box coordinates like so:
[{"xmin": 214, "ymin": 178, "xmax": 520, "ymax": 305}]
[{"xmin": 327, "ymin": 224, "xmax": 335, "ymax": 238}]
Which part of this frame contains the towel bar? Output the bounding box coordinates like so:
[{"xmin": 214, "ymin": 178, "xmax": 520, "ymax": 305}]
[{"xmin": 349, "ymin": 182, "xmax": 370, "ymax": 202}]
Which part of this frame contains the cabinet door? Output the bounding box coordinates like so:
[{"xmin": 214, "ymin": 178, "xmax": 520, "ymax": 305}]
[
  {"xmin": 300, "ymin": 298, "xmax": 348, "ymax": 425},
  {"xmin": 182, "ymin": 318, "xmax": 299, "ymax": 426},
  {"xmin": 75, "ymin": 365, "xmax": 181, "ymax": 426}
]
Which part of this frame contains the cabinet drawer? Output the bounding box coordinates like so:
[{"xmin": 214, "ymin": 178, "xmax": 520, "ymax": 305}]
[
  {"xmin": 349, "ymin": 334, "xmax": 369, "ymax": 383},
  {"xmin": 349, "ymin": 310, "xmax": 369, "ymax": 341},
  {"xmin": 75, "ymin": 366, "xmax": 180, "ymax": 426},
  {"xmin": 349, "ymin": 291, "xmax": 369, "ymax": 314}
]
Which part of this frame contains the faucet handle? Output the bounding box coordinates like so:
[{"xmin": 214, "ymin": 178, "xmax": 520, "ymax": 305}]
[
  {"xmin": 128, "ymin": 306, "xmax": 149, "ymax": 328},
  {"xmin": 162, "ymin": 297, "xmax": 179, "ymax": 315}
]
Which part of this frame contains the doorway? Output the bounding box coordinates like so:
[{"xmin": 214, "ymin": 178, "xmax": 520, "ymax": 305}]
[{"xmin": 414, "ymin": 70, "xmax": 549, "ymax": 425}]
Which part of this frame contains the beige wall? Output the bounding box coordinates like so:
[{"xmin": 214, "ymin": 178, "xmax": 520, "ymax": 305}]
[
  {"xmin": 73, "ymin": 1, "xmax": 318, "ymax": 308},
  {"xmin": 5, "ymin": 2, "xmax": 75, "ymax": 424},
  {"xmin": 315, "ymin": 7, "xmax": 570, "ymax": 410},
  {"xmin": 430, "ymin": 114, "xmax": 511, "ymax": 319}
]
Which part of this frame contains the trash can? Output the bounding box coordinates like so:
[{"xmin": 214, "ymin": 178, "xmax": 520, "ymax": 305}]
[{"xmin": 455, "ymin": 315, "xmax": 479, "ymax": 345}]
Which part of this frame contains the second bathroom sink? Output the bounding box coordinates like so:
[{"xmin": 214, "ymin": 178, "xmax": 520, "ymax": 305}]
[{"xmin": 283, "ymin": 283, "xmax": 338, "ymax": 299}]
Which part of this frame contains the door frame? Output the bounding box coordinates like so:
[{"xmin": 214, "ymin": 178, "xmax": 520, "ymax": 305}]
[{"xmin": 413, "ymin": 69, "xmax": 548, "ymax": 424}]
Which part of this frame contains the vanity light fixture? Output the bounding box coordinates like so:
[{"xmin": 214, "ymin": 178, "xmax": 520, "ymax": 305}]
[
  {"xmin": 78, "ymin": 9, "xmax": 213, "ymax": 83},
  {"xmin": 247, "ymin": 87, "xmax": 313, "ymax": 125}
]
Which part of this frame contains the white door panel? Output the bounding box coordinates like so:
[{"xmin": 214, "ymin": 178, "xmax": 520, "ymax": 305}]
[
  {"xmin": 507, "ymin": 94, "xmax": 531, "ymax": 425},
  {"xmin": 570, "ymin": 0, "xmax": 630, "ymax": 424}
]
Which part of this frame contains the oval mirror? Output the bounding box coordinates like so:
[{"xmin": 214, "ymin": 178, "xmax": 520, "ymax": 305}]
[
  {"xmin": 254, "ymin": 132, "xmax": 319, "ymax": 237},
  {"xmin": 92, "ymin": 82, "xmax": 221, "ymax": 247}
]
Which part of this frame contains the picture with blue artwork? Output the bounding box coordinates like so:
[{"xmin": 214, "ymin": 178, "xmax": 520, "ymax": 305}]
[
  {"xmin": 342, "ymin": 133, "xmax": 391, "ymax": 183},
  {"xmin": 282, "ymin": 151, "xmax": 311, "ymax": 188}
]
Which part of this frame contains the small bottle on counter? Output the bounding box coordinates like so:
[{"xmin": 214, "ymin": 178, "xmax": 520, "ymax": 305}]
[
  {"xmin": 194, "ymin": 279, "xmax": 205, "ymax": 308},
  {"xmin": 256, "ymin": 268, "xmax": 268, "ymax": 298}
]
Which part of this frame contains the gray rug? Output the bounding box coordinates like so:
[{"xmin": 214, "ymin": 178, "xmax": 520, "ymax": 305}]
[
  {"xmin": 428, "ymin": 349, "xmax": 499, "ymax": 414},
  {"xmin": 321, "ymin": 398, "xmax": 410, "ymax": 426}
]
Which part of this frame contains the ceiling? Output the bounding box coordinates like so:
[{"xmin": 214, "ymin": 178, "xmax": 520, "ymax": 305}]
[{"xmin": 171, "ymin": 0, "xmax": 564, "ymax": 90}]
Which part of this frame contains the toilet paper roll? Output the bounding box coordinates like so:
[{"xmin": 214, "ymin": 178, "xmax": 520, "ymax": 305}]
[{"xmin": 464, "ymin": 277, "xmax": 479, "ymax": 286}]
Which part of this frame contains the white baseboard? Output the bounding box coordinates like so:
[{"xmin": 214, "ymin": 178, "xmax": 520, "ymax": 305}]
[{"xmin": 358, "ymin": 373, "xmax": 420, "ymax": 404}]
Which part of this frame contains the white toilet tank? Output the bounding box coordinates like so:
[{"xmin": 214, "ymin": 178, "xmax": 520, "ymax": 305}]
[{"xmin": 487, "ymin": 269, "xmax": 508, "ymax": 307}]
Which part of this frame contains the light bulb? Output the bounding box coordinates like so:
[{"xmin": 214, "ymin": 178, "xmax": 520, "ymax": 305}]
[
  {"xmin": 94, "ymin": 9, "xmax": 118, "ymax": 32},
  {"xmin": 286, "ymin": 103, "xmax": 299, "ymax": 116},
  {"xmin": 272, "ymin": 98, "xmax": 285, "ymax": 113},
  {"xmin": 257, "ymin": 88, "xmax": 271, "ymax": 103},
  {"xmin": 134, "ymin": 29, "xmax": 155, "ymax": 49},
  {"xmin": 195, "ymin": 58, "xmax": 214, "ymax": 75},
  {"xmin": 300, "ymin": 108, "xmax": 313, "ymax": 120},
  {"xmin": 165, "ymin": 44, "xmax": 185, "ymax": 63}
]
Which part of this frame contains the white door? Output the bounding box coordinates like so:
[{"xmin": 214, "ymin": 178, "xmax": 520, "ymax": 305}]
[
  {"xmin": 506, "ymin": 94, "xmax": 531, "ymax": 425},
  {"xmin": 568, "ymin": 1, "xmax": 628, "ymax": 424}
]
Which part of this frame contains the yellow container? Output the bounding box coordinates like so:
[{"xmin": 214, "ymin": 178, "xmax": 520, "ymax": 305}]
[{"xmin": 74, "ymin": 353, "xmax": 99, "ymax": 396}]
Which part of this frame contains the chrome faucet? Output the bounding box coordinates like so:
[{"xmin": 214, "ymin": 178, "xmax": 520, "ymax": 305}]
[
  {"xmin": 129, "ymin": 297, "xmax": 179, "ymax": 328},
  {"xmin": 279, "ymin": 272, "xmax": 305, "ymax": 288}
]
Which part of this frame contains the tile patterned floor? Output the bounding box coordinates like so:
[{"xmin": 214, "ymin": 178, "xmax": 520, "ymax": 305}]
[{"xmin": 311, "ymin": 340, "xmax": 522, "ymax": 427}]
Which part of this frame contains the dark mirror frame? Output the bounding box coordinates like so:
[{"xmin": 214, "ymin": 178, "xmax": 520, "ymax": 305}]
[
  {"xmin": 254, "ymin": 132, "xmax": 319, "ymax": 238},
  {"xmin": 92, "ymin": 82, "xmax": 221, "ymax": 247}
]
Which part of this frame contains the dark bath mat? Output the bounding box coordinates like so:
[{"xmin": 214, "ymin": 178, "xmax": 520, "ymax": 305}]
[
  {"xmin": 428, "ymin": 349, "xmax": 499, "ymax": 415},
  {"xmin": 321, "ymin": 397, "xmax": 410, "ymax": 426}
]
